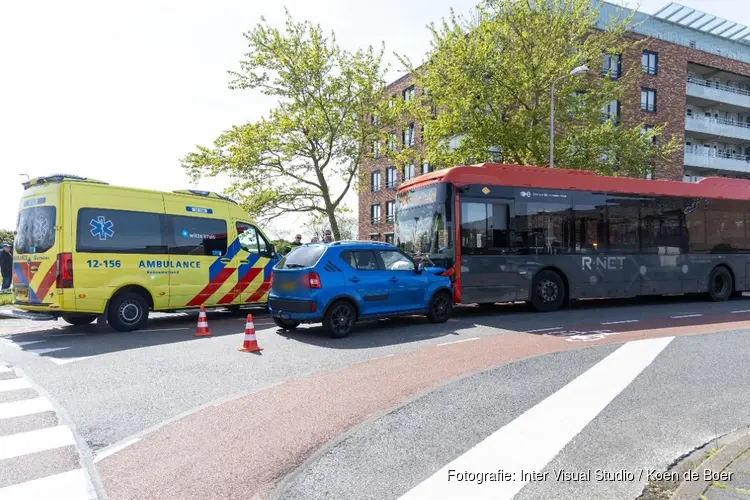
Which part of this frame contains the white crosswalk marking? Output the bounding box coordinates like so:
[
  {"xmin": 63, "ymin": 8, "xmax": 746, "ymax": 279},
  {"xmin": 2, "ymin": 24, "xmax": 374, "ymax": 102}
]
[
  {"xmin": 400, "ymin": 337, "xmax": 675, "ymax": 500},
  {"xmin": 0, "ymin": 363, "xmax": 98, "ymax": 499},
  {"xmin": 0, "ymin": 425, "xmax": 77, "ymax": 460},
  {"xmin": 0, "ymin": 469, "xmax": 97, "ymax": 500},
  {"xmin": 0, "ymin": 397, "xmax": 56, "ymax": 419},
  {"xmin": 0, "ymin": 365, "xmax": 13, "ymax": 373},
  {"xmin": 0, "ymin": 377, "xmax": 32, "ymax": 392}
]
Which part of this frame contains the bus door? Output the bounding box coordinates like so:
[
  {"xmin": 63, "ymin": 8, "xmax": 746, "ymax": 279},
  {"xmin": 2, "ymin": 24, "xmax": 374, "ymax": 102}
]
[{"xmin": 459, "ymin": 198, "xmax": 522, "ymax": 303}]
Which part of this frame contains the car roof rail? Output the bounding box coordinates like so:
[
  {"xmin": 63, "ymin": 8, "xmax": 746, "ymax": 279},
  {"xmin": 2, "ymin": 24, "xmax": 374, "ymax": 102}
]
[
  {"xmin": 172, "ymin": 189, "xmax": 239, "ymax": 204},
  {"xmin": 22, "ymin": 174, "xmax": 108, "ymax": 190},
  {"xmin": 328, "ymin": 240, "xmax": 393, "ymax": 246}
]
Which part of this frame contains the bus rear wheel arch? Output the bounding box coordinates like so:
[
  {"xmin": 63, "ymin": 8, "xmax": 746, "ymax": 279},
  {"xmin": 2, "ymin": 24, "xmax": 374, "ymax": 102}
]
[
  {"xmin": 708, "ymin": 265, "xmax": 733, "ymax": 302},
  {"xmin": 107, "ymin": 287, "xmax": 151, "ymax": 332},
  {"xmin": 531, "ymin": 269, "xmax": 567, "ymax": 313}
]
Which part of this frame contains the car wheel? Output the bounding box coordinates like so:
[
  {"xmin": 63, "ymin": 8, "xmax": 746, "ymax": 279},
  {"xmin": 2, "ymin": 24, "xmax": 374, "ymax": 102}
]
[
  {"xmin": 323, "ymin": 300, "xmax": 356, "ymax": 338},
  {"xmin": 107, "ymin": 292, "xmax": 149, "ymax": 332},
  {"xmin": 427, "ymin": 291, "xmax": 453, "ymax": 323},
  {"xmin": 273, "ymin": 317, "xmax": 300, "ymax": 331},
  {"xmin": 61, "ymin": 314, "xmax": 97, "ymax": 326},
  {"xmin": 531, "ymin": 270, "xmax": 565, "ymax": 312},
  {"xmin": 708, "ymin": 266, "xmax": 733, "ymax": 302}
]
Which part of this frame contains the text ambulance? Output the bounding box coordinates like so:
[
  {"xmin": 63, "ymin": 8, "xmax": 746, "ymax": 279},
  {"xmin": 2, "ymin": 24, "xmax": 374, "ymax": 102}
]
[{"xmin": 12, "ymin": 175, "xmax": 279, "ymax": 331}]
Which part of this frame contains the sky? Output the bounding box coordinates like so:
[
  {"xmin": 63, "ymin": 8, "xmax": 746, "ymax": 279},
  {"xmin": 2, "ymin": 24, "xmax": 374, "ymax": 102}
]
[{"xmin": 0, "ymin": 0, "xmax": 746, "ymax": 239}]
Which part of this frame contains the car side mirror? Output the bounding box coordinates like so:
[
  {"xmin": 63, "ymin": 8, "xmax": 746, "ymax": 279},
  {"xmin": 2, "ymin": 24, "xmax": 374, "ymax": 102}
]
[
  {"xmin": 267, "ymin": 244, "xmax": 276, "ymax": 256},
  {"xmin": 417, "ymin": 263, "xmax": 425, "ymax": 274}
]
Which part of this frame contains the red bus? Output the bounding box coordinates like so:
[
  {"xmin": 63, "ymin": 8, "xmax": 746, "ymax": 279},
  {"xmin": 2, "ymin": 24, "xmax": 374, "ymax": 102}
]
[{"xmin": 395, "ymin": 163, "xmax": 750, "ymax": 311}]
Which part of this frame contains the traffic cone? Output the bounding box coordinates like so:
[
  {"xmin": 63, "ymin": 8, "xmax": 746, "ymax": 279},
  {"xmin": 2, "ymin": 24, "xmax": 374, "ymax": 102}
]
[
  {"xmin": 238, "ymin": 314, "xmax": 262, "ymax": 353},
  {"xmin": 195, "ymin": 305, "xmax": 212, "ymax": 337}
]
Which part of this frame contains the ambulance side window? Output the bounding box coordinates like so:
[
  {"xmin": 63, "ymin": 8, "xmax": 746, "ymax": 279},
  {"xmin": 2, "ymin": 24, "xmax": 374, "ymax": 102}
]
[
  {"xmin": 170, "ymin": 216, "xmax": 228, "ymax": 256},
  {"xmin": 237, "ymin": 223, "xmax": 269, "ymax": 255}
]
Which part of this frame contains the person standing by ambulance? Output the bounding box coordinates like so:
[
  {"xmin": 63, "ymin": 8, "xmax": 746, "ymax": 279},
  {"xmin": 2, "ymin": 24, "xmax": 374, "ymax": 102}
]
[{"xmin": 0, "ymin": 244, "xmax": 12, "ymax": 292}]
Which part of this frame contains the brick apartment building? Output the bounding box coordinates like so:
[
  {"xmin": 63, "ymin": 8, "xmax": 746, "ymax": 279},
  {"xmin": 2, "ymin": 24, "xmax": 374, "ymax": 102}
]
[{"xmin": 359, "ymin": 2, "xmax": 750, "ymax": 241}]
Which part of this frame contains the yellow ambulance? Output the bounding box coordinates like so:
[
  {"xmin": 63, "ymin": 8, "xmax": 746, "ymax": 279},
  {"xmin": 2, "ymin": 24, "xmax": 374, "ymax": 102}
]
[{"xmin": 12, "ymin": 174, "xmax": 280, "ymax": 331}]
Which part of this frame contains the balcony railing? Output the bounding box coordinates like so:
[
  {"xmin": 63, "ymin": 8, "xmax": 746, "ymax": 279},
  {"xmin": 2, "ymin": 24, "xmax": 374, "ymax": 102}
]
[
  {"xmin": 687, "ymin": 113, "xmax": 750, "ymax": 129},
  {"xmin": 386, "ymin": 214, "xmax": 395, "ymax": 223},
  {"xmin": 371, "ymin": 216, "xmax": 381, "ymax": 224},
  {"xmin": 684, "ymin": 145, "xmax": 750, "ymax": 174},
  {"xmin": 641, "ymin": 102, "xmax": 656, "ymax": 112},
  {"xmin": 685, "ymin": 113, "xmax": 750, "ymax": 142},
  {"xmin": 385, "ymin": 181, "xmax": 398, "ymax": 190},
  {"xmin": 687, "ymin": 76, "xmax": 750, "ymax": 98},
  {"xmin": 642, "ymin": 64, "xmax": 657, "ymax": 76}
]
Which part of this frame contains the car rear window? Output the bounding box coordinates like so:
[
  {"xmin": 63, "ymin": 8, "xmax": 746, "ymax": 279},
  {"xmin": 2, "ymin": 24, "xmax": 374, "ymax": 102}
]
[
  {"xmin": 14, "ymin": 206, "xmax": 57, "ymax": 254},
  {"xmin": 277, "ymin": 245, "xmax": 326, "ymax": 269}
]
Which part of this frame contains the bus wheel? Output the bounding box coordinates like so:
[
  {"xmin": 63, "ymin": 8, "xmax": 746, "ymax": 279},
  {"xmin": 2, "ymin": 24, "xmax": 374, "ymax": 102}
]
[
  {"xmin": 61, "ymin": 314, "xmax": 97, "ymax": 326},
  {"xmin": 108, "ymin": 292, "xmax": 149, "ymax": 332},
  {"xmin": 531, "ymin": 270, "xmax": 566, "ymax": 312},
  {"xmin": 708, "ymin": 266, "xmax": 733, "ymax": 302}
]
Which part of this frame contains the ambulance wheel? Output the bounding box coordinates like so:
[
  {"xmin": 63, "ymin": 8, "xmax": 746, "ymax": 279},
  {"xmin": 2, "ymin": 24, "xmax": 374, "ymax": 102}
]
[
  {"xmin": 108, "ymin": 292, "xmax": 149, "ymax": 332},
  {"xmin": 61, "ymin": 314, "xmax": 97, "ymax": 326}
]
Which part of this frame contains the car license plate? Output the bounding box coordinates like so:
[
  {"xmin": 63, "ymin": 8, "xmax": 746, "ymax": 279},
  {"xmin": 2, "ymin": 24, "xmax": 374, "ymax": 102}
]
[
  {"xmin": 16, "ymin": 287, "xmax": 28, "ymax": 300},
  {"xmin": 281, "ymin": 280, "xmax": 296, "ymax": 291}
]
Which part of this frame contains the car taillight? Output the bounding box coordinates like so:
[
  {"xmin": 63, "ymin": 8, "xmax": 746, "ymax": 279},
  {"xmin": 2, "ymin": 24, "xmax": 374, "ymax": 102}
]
[
  {"xmin": 56, "ymin": 252, "xmax": 74, "ymax": 288},
  {"xmin": 269, "ymin": 272, "xmax": 274, "ymax": 287},
  {"xmin": 308, "ymin": 272, "xmax": 322, "ymax": 288}
]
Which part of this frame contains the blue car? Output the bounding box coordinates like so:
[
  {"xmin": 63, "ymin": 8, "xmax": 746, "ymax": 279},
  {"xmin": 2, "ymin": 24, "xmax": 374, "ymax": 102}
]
[{"xmin": 268, "ymin": 241, "xmax": 454, "ymax": 338}]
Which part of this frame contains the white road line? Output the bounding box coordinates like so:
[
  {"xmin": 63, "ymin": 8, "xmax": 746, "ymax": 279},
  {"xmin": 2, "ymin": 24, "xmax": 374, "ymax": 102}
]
[
  {"xmin": 0, "ymin": 377, "xmax": 31, "ymax": 392},
  {"xmin": 601, "ymin": 319, "xmax": 639, "ymax": 325},
  {"xmin": 0, "ymin": 397, "xmax": 56, "ymax": 420},
  {"xmin": 400, "ymin": 336, "xmax": 674, "ymax": 500},
  {"xmin": 670, "ymin": 314, "xmax": 703, "ymax": 319},
  {"xmin": 12, "ymin": 340, "xmax": 46, "ymax": 347},
  {"xmin": 437, "ymin": 337, "xmax": 480, "ymax": 346},
  {"xmin": 0, "ymin": 365, "xmax": 13, "ymax": 373},
  {"xmin": 0, "ymin": 425, "xmax": 76, "ymax": 460},
  {"xmin": 93, "ymin": 437, "xmax": 141, "ymax": 463},
  {"xmin": 0, "ymin": 468, "xmax": 97, "ymax": 500},
  {"xmin": 137, "ymin": 327, "xmax": 191, "ymax": 333},
  {"xmin": 526, "ymin": 327, "xmax": 563, "ymax": 333},
  {"xmin": 28, "ymin": 347, "xmax": 70, "ymax": 355},
  {"xmin": 731, "ymin": 310, "xmax": 750, "ymax": 314},
  {"xmin": 48, "ymin": 356, "xmax": 94, "ymax": 365}
]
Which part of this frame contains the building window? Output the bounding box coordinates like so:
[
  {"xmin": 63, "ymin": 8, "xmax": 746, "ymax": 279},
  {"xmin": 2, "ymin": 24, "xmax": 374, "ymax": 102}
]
[
  {"xmin": 370, "ymin": 234, "xmax": 380, "ymax": 241},
  {"xmin": 371, "ymin": 140, "xmax": 380, "ymax": 159},
  {"xmin": 386, "ymin": 167, "xmax": 397, "ymax": 190},
  {"xmin": 371, "ymin": 171, "xmax": 381, "ymax": 192},
  {"xmin": 370, "ymin": 204, "xmax": 381, "ymax": 224},
  {"xmin": 384, "ymin": 233, "xmax": 394, "ymax": 244},
  {"xmin": 641, "ymin": 88, "xmax": 657, "ymax": 112},
  {"xmin": 640, "ymin": 125, "xmax": 656, "ymax": 144},
  {"xmin": 388, "ymin": 133, "xmax": 397, "ymax": 152},
  {"xmin": 422, "ymin": 161, "xmax": 431, "ymax": 175},
  {"xmin": 403, "ymin": 123, "xmax": 415, "ymax": 147},
  {"xmin": 603, "ymin": 100, "xmax": 620, "ymax": 122},
  {"xmin": 386, "ymin": 200, "xmax": 395, "ymax": 222},
  {"xmin": 689, "ymin": 40, "xmax": 696, "ymax": 48},
  {"xmin": 403, "ymin": 161, "xmax": 415, "ymax": 181},
  {"xmin": 602, "ymin": 54, "xmax": 621, "ymax": 79},
  {"xmin": 642, "ymin": 51, "xmax": 658, "ymax": 75},
  {"xmin": 488, "ymin": 146, "xmax": 502, "ymax": 162},
  {"xmin": 403, "ymin": 86, "xmax": 414, "ymax": 102}
]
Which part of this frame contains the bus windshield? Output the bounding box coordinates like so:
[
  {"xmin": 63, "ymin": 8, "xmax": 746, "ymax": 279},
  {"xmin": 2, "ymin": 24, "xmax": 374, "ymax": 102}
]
[{"xmin": 395, "ymin": 183, "xmax": 454, "ymax": 268}]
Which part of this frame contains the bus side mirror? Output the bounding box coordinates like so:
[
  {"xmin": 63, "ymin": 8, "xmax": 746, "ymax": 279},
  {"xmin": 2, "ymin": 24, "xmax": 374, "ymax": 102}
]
[{"xmin": 417, "ymin": 263, "xmax": 425, "ymax": 274}]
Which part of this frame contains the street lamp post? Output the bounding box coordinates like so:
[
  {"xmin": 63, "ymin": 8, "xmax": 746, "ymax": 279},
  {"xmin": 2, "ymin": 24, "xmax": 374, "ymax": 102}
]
[{"xmin": 550, "ymin": 65, "xmax": 589, "ymax": 169}]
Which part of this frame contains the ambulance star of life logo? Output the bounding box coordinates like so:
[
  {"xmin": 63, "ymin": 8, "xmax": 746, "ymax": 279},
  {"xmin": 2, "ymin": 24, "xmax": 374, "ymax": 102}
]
[{"xmin": 90, "ymin": 216, "xmax": 115, "ymax": 241}]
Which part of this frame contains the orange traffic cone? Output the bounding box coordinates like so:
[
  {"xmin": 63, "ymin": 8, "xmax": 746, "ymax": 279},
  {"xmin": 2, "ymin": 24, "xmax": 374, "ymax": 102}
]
[
  {"xmin": 238, "ymin": 314, "xmax": 262, "ymax": 353},
  {"xmin": 195, "ymin": 305, "xmax": 212, "ymax": 337}
]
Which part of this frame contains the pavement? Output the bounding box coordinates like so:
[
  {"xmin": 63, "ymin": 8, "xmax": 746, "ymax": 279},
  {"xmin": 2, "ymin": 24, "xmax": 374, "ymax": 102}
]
[{"xmin": 2, "ymin": 296, "xmax": 750, "ymax": 499}]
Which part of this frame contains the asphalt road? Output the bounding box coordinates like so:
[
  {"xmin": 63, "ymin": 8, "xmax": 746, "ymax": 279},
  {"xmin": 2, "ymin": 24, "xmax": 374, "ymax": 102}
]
[{"xmin": 2, "ymin": 296, "xmax": 750, "ymax": 499}]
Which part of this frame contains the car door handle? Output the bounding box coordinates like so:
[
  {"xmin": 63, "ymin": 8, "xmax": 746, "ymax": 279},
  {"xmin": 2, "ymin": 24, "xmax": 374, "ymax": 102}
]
[
  {"xmin": 239, "ymin": 260, "xmax": 249, "ymax": 264},
  {"xmin": 389, "ymin": 277, "xmax": 398, "ymax": 282},
  {"xmin": 220, "ymin": 258, "xmax": 231, "ymax": 263},
  {"xmin": 349, "ymin": 277, "xmax": 360, "ymax": 283}
]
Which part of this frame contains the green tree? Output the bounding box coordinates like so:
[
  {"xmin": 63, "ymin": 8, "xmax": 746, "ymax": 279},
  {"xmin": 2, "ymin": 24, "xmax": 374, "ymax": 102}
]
[
  {"xmin": 182, "ymin": 11, "xmax": 389, "ymax": 240},
  {"xmin": 0, "ymin": 229, "xmax": 14, "ymax": 245},
  {"xmin": 393, "ymin": 0, "xmax": 678, "ymax": 177}
]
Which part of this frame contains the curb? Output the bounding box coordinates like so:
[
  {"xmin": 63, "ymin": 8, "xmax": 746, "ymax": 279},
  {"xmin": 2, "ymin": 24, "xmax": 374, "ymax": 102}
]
[{"xmin": 671, "ymin": 425, "xmax": 750, "ymax": 500}]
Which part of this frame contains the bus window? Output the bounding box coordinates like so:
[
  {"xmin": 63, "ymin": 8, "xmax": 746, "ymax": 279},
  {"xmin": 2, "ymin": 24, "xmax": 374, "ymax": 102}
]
[
  {"xmin": 705, "ymin": 199, "xmax": 746, "ymax": 252},
  {"xmin": 640, "ymin": 196, "xmax": 685, "ymax": 254},
  {"xmin": 572, "ymin": 192, "xmax": 606, "ymax": 254},
  {"xmin": 512, "ymin": 200, "xmax": 572, "ymax": 255},
  {"xmin": 606, "ymin": 196, "xmax": 639, "ymax": 253}
]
